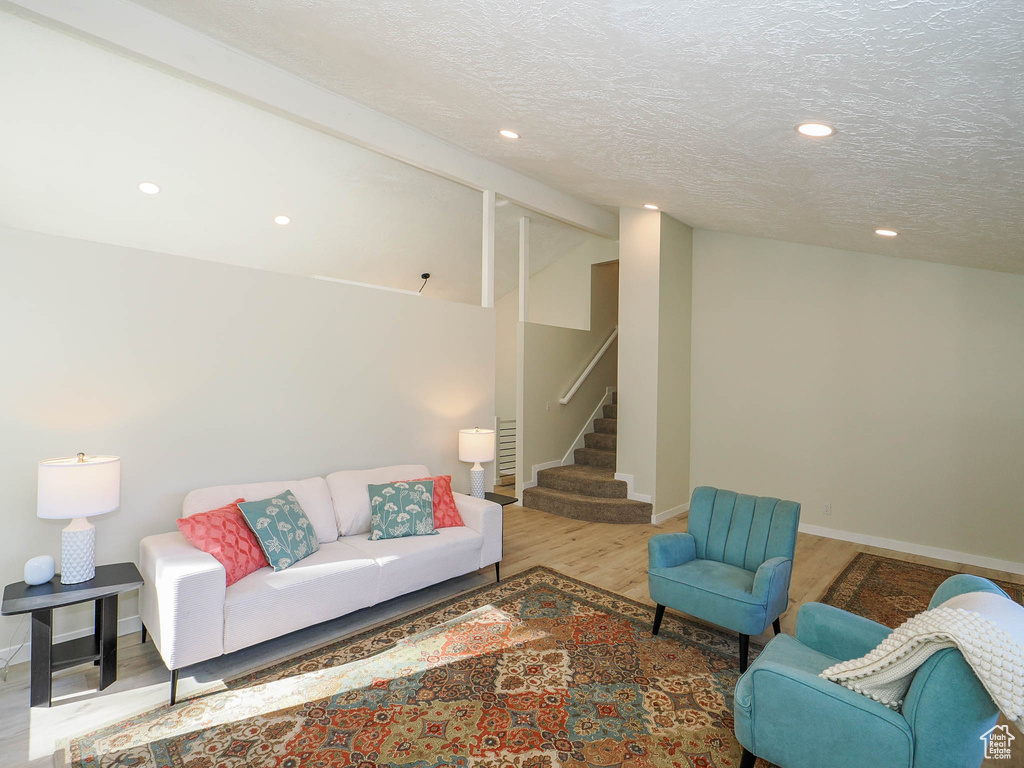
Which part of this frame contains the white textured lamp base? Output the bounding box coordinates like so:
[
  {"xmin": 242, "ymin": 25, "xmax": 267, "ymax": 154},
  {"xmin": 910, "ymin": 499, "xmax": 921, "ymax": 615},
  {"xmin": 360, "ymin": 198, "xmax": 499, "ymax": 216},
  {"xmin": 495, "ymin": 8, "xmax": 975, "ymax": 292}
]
[
  {"xmin": 470, "ymin": 464, "xmax": 485, "ymax": 499},
  {"xmin": 61, "ymin": 517, "xmax": 96, "ymax": 585}
]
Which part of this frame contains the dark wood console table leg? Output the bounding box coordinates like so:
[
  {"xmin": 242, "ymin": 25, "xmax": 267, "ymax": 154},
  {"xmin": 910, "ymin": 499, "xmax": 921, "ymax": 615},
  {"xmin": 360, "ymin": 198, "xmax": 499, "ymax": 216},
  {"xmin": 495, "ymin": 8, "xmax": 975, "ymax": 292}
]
[
  {"xmin": 30, "ymin": 609, "xmax": 53, "ymax": 708},
  {"xmin": 97, "ymin": 595, "xmax": 118, "ymax": 690}
]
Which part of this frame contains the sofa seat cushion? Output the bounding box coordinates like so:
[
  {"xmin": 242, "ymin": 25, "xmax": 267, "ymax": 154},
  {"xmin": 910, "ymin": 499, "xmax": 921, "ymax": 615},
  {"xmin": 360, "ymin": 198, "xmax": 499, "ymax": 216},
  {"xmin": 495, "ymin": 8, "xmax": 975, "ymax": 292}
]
[
  {"xmin": 648, "ymin": 559, "xmax": 769, "ymax": 635},
  {"xmin": 327, "ymin": 465, "xmax": 430, "ymax": 536},
  {"xmin": 341, "ymin": 526, "xmax": 483, "ymax": 602},
  {"xmin": 223, "ymin": 540, "xmax": 380, "ymax": 653},
  {"xmin": 183, "ymin": 476, "xmax": 338, "ymax": 544}
]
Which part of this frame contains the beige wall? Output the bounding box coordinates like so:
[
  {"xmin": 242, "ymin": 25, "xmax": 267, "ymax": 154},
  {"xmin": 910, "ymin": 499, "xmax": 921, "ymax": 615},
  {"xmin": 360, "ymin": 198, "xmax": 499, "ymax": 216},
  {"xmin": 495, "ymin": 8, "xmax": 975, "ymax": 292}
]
[
  {"xmin": 690, "ymin": 230, "xmax": 1024, "ymax": 567},
  {"xmin": 0, "ymin": 226, "xmax": 495, "ymax": 650},
  {"xmin": 655, "ymin": 217, "xmax": 693, "ymax": 514},
  {"xmin": 522, "ymin": 262, "xmax": 619, "ymax": 482},
  {"xmin": 617, "ymin": 209, "xmax": 693, "ymax": 512},
  {"xmin": 495, "ymin": 287, "xmax": 518, "ymax": 420},
  {"xmin": 616, "ymin": 209, "xmax": 663, "ymax": 498},
  {"xmin": 529, "ymin": 238, "xmax": 619, "ymax": 330}
]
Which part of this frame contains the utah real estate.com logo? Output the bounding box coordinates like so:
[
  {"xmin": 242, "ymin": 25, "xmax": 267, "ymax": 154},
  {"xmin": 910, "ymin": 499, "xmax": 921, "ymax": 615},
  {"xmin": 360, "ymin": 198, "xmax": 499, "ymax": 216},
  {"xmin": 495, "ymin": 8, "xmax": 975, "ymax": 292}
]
[{"xmin": 981, "ymin": 724, "xmax": 1015, "ymax": 760}]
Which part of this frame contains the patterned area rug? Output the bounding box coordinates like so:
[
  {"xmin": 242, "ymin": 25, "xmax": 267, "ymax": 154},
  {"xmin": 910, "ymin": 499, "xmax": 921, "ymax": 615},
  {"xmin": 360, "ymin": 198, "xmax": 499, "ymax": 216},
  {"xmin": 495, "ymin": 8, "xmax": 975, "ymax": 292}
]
[
  {"xmin": 66, "ymin": 566, "xmax": 769, "ymax": 768},
  {"xmin": 821, "ymin": 552, "xmax": 1024, "ymax": 627}
]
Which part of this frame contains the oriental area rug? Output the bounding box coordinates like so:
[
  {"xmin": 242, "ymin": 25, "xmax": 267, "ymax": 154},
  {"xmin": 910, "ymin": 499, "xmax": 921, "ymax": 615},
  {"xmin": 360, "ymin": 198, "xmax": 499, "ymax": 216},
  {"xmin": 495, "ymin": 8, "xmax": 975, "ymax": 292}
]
[
  {"xmin": 65, "ymin": 566, "xmax": 772, "ymax": 767},
  {"xmin": 821, "ymin": 552, "xmax": 1024, "ymax": 628}
]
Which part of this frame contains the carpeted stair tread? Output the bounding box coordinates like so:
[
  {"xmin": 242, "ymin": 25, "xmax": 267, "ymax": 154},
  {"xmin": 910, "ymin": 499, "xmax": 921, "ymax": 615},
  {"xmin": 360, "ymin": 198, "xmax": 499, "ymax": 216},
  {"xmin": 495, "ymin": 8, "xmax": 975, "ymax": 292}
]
[
  {"xmin": 574, "ymin": 446, "xmax": 616, "ymax": 469},
  {"xmin": 584, "ymin": 432, "xmax": 616, "ymax": 451},
  {"xmin": 522, "ymin": 486, "xmax": 651, "ymax": 524},
  {"xmin": 593, "ymin": 418, "xmax": 617, "ymax": 434},
  {"xmin": 537, "ymin": 465, "xmax": 627, "ymax": 498},
  {"xmin": 603, "ymin": 404, "xmax": 617, "ymax": 419}
]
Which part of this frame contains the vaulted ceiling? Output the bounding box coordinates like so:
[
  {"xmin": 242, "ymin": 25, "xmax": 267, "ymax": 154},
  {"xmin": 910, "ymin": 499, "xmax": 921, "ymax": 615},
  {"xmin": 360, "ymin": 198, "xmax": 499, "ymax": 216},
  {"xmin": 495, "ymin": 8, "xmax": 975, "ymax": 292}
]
[
  {"xmin": 0, "ymin": 10, "xmax": 599, "ymax": 304},
  {"xmin": 126, "ymin": 0, "xmax": 1024, "ymax": 274}
]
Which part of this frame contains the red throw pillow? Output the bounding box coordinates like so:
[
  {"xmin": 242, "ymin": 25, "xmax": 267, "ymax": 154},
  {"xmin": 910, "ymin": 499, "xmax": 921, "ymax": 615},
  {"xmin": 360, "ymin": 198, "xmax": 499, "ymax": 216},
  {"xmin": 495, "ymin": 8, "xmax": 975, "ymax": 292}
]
[
  {"xmin": 177, "ymin": 498, "xmax": 269, "ymax": 586},
  {"xmin": 401, "ymin": 475, "xmax": 464, "ymax": 528}
]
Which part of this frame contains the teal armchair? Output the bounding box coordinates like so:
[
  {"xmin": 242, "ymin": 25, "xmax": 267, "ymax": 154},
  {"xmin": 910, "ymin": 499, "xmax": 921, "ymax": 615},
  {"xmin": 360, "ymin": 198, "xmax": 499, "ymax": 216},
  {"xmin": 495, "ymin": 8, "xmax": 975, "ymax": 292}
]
[
  {"xmin": 734, "ymin": 574, "xmax": 1008, "ymax": 768},
  {"xmin": 648, "ymin": 486, "xmax": 801, "ymax": 671}
]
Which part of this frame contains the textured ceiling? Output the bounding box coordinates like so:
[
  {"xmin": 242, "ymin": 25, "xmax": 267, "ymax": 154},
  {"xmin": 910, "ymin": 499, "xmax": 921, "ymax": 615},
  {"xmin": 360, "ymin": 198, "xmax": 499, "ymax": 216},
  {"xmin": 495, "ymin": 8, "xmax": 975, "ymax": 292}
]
[
  {"xmin": 129, "ymin": 0, "xmax": 1024, "ymax": 274},
  {"xmin": 0, "ymin": 11, "xmax": 602, "ymax": 304}
]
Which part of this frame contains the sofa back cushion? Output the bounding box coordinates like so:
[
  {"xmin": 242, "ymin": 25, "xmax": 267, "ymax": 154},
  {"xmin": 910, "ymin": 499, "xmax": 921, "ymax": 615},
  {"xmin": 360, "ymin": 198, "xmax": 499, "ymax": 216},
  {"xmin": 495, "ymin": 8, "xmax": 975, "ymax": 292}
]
[
  {"xmin": 326, "ymin": 464, "xmax": 430, "ymax": 536},
  {"xmin": 183, "ymin": 477, "xmax": 338, "ymax": 543}
]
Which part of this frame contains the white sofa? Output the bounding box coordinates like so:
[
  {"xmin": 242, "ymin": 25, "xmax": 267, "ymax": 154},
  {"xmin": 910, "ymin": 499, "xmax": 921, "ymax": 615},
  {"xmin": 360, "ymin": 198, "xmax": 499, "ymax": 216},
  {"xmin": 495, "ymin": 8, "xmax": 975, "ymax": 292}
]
[{"xmin": 139, "ymin": 464, "xmax": 502, "ymax": 703}]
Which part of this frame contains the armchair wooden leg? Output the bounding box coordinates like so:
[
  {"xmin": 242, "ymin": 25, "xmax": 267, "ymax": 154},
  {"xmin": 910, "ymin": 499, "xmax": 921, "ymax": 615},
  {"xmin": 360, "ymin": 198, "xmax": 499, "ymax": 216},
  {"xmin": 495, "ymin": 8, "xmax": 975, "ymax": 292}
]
[
  {"xmin": 739, "ymin": 633, "xmax": 750, "ymax": 672},
  {"xmin": 141, "ymin": 623, "xmax": 147, "ymax": 644},
  {"xmin": 652, "ymin": 604, "xmax": 666, "ymax": 636},
  {"xmin": 495, "ymin": 563, "xmax": 500, "ymax": 583},
  {"xmin": 740, "ymin": 748, "xmax": 757, "ymax": 768},
  {"xmin": 169, "ymin": 669, "xmax": 179, "ymax": 706},
  {"xmin": 772, "ymin": 617, "xmax": 781, "ymax": 635}
]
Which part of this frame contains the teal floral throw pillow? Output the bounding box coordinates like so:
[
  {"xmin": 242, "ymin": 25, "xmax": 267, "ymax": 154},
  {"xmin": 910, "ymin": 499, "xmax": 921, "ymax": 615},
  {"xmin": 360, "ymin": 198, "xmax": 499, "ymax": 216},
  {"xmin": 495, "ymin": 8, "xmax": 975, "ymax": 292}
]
[
  {"xmin": 367, "ymin": 480, "xmax": 438, "ymax": 540},
  {"xmin": 238, "ymin": 491, "xmax": 320, "ymax": 571}
]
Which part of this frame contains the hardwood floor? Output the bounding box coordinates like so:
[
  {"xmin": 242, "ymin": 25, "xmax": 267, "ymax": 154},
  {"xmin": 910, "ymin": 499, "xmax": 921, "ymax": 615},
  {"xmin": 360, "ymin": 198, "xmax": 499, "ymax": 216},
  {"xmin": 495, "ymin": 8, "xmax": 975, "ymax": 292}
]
[{"xmin": 1, "ymin": 505, "xmax": 1021, "ymax": 767}]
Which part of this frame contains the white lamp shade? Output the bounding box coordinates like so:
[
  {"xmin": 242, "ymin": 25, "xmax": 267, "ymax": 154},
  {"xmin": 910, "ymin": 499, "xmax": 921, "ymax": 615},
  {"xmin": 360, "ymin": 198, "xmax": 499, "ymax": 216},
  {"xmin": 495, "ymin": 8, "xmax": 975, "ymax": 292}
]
[
  {"xmin": 37, "ymin": 455, "xmax": 120, "ymax": 520},
  {"xmin": 459, "ymin": 428, "xmax": 495, "ymax": 463}
]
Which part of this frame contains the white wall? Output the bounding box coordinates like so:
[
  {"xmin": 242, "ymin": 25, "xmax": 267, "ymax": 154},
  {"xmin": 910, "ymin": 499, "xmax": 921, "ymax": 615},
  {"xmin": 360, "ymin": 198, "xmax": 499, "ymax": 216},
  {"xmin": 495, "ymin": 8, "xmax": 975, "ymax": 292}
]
[
  {"xmin": 691, "ymin": 230, "xmax": 1024, "ymax": 568},
  {"xmin": 0, "ymin": 226, "xmax": 495, "ymax": 651}
]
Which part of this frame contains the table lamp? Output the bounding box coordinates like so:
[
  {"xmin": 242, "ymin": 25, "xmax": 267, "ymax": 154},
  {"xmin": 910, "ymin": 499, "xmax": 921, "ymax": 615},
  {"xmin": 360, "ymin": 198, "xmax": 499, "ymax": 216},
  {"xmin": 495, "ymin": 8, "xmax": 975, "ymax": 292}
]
[
  {"xmin": 37, "ymin": 453, "xmax": 120, "ymax": 585},
  {"xmin": 459, "ymin": 428, "xmax": 495, "ymax": 499}
]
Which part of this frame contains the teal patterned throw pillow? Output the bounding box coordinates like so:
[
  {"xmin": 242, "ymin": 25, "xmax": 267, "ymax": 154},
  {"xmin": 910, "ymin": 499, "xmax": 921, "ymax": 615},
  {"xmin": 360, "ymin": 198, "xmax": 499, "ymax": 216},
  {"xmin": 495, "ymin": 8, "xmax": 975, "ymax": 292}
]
[
  {"xmin": 367, "ymin": 480, "xmax": 438, "ymax": 540},
  {"xmin": 238, "ymin": 491, "xmax": 320, "ymax": 571}
]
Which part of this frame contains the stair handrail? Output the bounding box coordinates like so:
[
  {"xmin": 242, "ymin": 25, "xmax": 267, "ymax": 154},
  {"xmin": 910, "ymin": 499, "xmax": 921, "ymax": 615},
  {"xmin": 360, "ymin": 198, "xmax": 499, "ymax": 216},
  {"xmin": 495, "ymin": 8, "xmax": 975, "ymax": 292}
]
[{"xmin": 559, "ymin": 325, "xmax": 618, "ymax": 405}]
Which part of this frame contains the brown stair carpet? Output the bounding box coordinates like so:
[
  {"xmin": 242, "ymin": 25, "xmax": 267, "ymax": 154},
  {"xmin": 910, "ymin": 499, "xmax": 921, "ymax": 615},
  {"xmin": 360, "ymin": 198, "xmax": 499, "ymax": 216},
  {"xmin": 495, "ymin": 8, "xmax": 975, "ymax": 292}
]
[{"xmin": 522, "ymin": 392, "xmax": 653, "ymax": 524}]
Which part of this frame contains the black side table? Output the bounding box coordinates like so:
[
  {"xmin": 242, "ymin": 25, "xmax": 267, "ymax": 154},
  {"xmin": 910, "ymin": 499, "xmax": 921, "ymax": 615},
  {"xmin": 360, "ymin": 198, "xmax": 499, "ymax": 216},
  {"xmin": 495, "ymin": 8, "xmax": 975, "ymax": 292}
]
[
  {"xmin": 1, "ymin": 562, "xmax": 143, "ymax": 707},
  {"xmin": 484, "ymin": 492, "xmax": 518, "ymax": 507},
  {"xmin": 483, "ymin": 493, "xmax": 517, "ymax": 583}
]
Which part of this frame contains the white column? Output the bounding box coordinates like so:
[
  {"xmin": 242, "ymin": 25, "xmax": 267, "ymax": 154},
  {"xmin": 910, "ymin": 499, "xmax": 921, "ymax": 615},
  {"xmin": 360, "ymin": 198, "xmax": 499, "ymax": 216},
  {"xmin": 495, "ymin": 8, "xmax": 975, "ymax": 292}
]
[
  {"xmin": 518, "ymin": 215, "xmax": 530, "ymax": 323},
  {"xmin": 482, "ymin": 190, "xmax": 496, "ymax": 308}
]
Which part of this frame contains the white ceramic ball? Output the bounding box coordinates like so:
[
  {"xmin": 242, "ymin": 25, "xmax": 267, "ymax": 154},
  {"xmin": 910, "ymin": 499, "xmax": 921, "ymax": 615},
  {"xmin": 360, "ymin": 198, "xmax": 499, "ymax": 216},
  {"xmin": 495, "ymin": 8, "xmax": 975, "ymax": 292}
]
[{"xmin": 24, "ymin": 555, "xmax": 55, "ymax": 586}]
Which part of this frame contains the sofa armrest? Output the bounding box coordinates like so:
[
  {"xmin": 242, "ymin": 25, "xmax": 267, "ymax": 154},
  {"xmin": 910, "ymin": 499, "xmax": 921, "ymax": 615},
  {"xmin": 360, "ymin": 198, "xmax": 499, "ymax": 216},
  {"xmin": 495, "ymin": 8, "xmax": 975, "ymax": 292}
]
[
  {"xmin": 752, "ymin": 556, "xmax": 793, "ymax": 619},
  {"xmin": 454, "ymin": 492, "xmax": 503, "ymax": 567},
  {"xmin": 929, "ymin": 573, "xmax": 1009, "ymax": 609},
  {"xmin": 648, "ymin": 533, "xmax": 696, "ymax": 569},
  {"xmin": 795, "ymin": 602, "xmax": 891, "ymax": 661},
  {"xmin": 734, "ymin": 659, "xmax": 913, "ymax": 765},
  {"xmin": 139, "ymin": 532, "xmax": 226, "ymax": 670}
]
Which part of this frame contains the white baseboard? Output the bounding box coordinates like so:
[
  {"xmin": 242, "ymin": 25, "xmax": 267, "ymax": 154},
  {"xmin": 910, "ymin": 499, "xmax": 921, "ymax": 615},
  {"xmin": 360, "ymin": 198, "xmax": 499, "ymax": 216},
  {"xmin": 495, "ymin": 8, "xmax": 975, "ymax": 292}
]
[
  {"xmin": 1, "ymin": 614, "xmax": 142, "ymax": 670},
  {"xmin": 799, "ymin": 523, "xmax": 1024, "ymax": 576},
  {"xmin": 613, "ymin": 472, "xmax": 653, "ymax": 504},
  {"xmin": 652, "ymin": 503, "xmax": 688, "ymax": 525},
  {"xmin": 523, "ymin": 460, "xmax": 562, "ymax": 490}
]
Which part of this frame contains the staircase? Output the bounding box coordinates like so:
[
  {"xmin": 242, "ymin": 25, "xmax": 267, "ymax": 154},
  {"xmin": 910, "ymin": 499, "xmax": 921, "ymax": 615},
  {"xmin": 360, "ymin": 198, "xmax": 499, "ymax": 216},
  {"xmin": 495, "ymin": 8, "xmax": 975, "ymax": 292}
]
[{"xmin": 522, "ymin": 393, "xmax": 654, "ymax": 524}]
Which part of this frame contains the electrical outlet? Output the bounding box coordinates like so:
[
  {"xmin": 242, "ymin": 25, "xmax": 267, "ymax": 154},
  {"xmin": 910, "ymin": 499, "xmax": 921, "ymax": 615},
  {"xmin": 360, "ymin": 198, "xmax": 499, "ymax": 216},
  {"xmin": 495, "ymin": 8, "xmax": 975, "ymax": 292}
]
[
  {"xmin": 546, "ymin": 402, "xmax": 552, "ymax": 411},
  {"xmin": 823, "ymin": 504, "xmax": 832, "ymax": 516}
]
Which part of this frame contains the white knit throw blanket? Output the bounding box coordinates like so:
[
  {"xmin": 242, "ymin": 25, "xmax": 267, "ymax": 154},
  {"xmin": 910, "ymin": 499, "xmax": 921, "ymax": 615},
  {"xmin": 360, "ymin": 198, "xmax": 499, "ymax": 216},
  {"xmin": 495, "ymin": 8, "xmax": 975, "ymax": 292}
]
[{"xmin": 821, "ymin": 591, "xmax": 1024, "ymax": 730}]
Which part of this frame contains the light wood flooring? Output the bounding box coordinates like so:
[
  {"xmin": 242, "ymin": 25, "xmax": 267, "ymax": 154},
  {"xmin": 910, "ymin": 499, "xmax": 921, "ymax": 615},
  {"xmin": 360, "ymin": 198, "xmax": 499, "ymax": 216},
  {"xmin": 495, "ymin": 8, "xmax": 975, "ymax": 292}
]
[{"xmin": 1, "ymin": 505, "xmax": 1021, "ymax": 767}]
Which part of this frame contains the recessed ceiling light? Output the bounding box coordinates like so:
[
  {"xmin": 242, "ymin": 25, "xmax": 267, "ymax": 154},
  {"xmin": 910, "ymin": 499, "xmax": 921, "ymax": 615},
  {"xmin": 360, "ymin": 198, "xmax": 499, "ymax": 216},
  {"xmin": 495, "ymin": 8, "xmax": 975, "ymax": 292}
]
[
  {"xmin": 796, "ymin": 122, "xmax": 835, "ymax": 138},
  {"xmin": 274, "ymin": 215, "xmax": 291, "ymax": 226},
  {"xmin": 138, "ymin": 181, "xmax": 160, "ymax": 194},
  {"xmin": 643, "ymin": 204, "xmax": 660, "ymax": 210},
  {"xmin": 875, "ymin": 228, "xmax": 898, "ymax": 237},
  {"xmin": 498, "ymin": 129, "xmax": 520, "ymax": 140}
]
